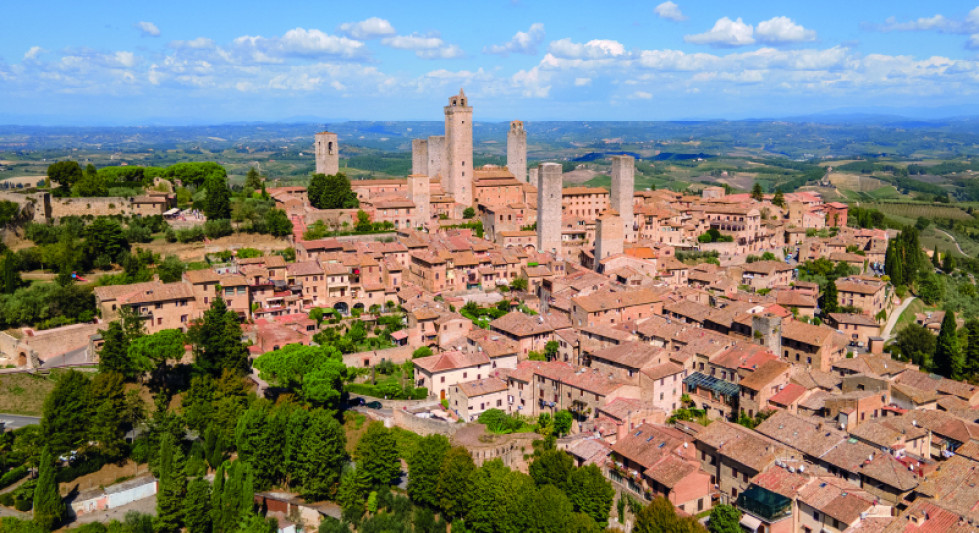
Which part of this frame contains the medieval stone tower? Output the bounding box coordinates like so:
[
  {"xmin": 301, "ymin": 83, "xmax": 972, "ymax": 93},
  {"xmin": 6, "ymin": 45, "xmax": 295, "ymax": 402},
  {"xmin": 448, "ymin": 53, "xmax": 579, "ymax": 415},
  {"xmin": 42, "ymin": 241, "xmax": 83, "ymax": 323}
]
[
  {"xmin": 427, "ymin": 135, "xmax": 445, "ymax": 180},
  {"xmin": 412, "ymin": 139, "xmax": 429, "ymax": 177},
  {"xmin": 407, "ymin": 174, "xmax": 431, "ymax": 228},
  {"xmin": 507, "ymin": 120, "xmax": 527, "ymax": 183},
  {"xmin": 594, "ymin": 209, "xmax": 623, "ymax": 270},
  {"xmin": 314, "ymin": 132, "xmax": 339, "ymax": 176},
  {"xmin": 444, "ymin": 89, "xmax": 473, "ymax": 206},
  {"xmin": 610, "ymin": 155, "xmax": 635, "ymax": 242},
  {"xmin": 537, "ymin": 163, "xmax": 563, "ymax": 257}
]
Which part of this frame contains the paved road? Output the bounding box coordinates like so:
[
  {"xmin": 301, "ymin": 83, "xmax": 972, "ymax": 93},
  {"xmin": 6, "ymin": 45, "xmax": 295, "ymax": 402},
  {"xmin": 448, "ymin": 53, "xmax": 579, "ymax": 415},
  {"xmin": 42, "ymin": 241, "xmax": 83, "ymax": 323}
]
[
  {"xmin": 882, "ymin": 296, "xmax": 917, "ymax": 340},
  {"xmin": 935, "ymin": 229, "xmax": 966, "ymax": 256},
  {"xmin": 0, "ymin": 414, "xmax": 41, "ymax": 430}
]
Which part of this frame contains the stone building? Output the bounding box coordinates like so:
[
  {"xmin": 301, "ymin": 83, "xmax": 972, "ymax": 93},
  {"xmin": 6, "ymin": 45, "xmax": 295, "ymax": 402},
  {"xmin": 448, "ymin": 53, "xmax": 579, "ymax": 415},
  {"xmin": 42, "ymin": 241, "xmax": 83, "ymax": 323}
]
[
  {"xmin": 444, "ymin": 89, "xmax": 473, "ymax": 207},
  {"xmin": 537, "ymin": 162, "xmax": 563, "ymax": 256},
  {"xmin": 507, "ymin": 120, "xmax": 527, "ymax": 183},
  {"xmin": 610, "ymin": 155, "xmax": 636, "ymax": 242},
  {"xmin": 314, "ymin": 132, "xmax": 339, "ymax": 176}
]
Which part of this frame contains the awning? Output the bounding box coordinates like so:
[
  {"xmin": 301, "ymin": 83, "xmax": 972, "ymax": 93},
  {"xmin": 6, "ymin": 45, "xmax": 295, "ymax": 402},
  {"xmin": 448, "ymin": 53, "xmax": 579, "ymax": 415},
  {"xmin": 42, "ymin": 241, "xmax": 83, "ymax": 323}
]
[
  {"xmin": 163, "ymin": 208, "xmax": 180, "ymax": 216},
  {"xmin": 739, "ymin": 514, "xmax": 762, "ymax": 532}
]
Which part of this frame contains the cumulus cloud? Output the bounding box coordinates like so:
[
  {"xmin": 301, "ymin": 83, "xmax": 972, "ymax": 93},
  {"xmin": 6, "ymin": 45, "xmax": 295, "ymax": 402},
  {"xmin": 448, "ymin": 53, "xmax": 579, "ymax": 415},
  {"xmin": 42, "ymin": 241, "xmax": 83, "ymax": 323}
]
[
  {"xmin": 484, "ymin": 23, "xmax": 545, "ymax": 56},
  {"xmin": 548, "ymin": 38, "xmax": 627, "ymax": 59},
  {"xmin": 756, "ymin": 17, "xmax": 816, "ymax": 44},
  {"xmin": 969, "ymin": 34, "xmax": 979, "ymax": 49},
  {"xmin": 631, "ymin": 91, "xmax": 653, "ymax": 99},
  {"xmin": 233, "ymin": 28, "xmax": 367, "ymax": 61},
  {"xmin": 574, "ymin": 77, "xmax": 592, "ymax": 86},
  {"xmin": 337, "ymin": 17, "xmax": 396, "ymax": 40},
  {"xmin": 170, "ymin": 37, "xmax": 216, "ymax": 50},
  {"xmin": 877, "ymin": 7, "xmax": 979, "ymax": 34},
  {"xmin": 654, "ymin": 2, "xmax": 686, "ymax": 22},
  {"xmin": 136, "ymin": 21, "xmax": 160, "ymax": 37},
  {"xmin": 381, "ymin": 33, "xmax": 464, "ymax": 59},
  {"xmin": 24, "ymin": 46, "xmax": 43, "ymax": 60},
  {"xmin": 684, "ymin": 17, "xmax": 755, "ymax": 47}
]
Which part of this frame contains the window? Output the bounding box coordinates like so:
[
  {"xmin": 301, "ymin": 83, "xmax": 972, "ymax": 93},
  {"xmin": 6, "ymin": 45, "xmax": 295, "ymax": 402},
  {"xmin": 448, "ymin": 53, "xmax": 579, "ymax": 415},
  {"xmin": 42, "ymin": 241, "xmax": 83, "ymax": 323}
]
[{"xmin": 441, "ymin": 376, "xmax": 445, "ymax": 383}]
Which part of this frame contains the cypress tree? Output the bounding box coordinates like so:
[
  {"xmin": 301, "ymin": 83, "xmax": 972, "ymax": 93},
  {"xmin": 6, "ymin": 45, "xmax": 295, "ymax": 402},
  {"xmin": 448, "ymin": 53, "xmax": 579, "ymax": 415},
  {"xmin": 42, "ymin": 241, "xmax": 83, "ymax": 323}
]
[
  {"xmin": 934, "ymin": 310, "xmax": 964, "ymax": 379},
  {"xmin": 751, "ymin": 182, "xmax": 764, "ymax": 201},
  {"xmin": 820, "ymin": 279, "xmax": 839, "ymax": 315},
  {"xmin": 33, "ymin": 446, "xmax": 65, "ymax": 531},
  {"xmin": 932, "ymin": 246, "xmax": 941, "ymax": 268},
  {"xmin": 155, "ymin": 431, "xmax": 187, "ymax": 533},
  {"xmin": 185, "ymin": 478, "xmax": 213, "ymax": 533},
  {"xmin": 298, "ymin": 410, "xmax": 346, "ymax": 501},
  {"xmin": 966, "ymin": 319, "xmax": 979, "ymax": 378}
]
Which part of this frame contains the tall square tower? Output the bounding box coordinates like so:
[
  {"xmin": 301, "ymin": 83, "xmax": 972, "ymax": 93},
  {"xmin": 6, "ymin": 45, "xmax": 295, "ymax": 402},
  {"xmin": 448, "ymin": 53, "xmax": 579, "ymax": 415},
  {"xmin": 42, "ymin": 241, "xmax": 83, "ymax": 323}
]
[
  {"xmin": 507, "ymin": 120, "xmax": 527, "ymax": 183},
  {"xmin": 314, "ymin": 132, "xmax": 339, "ymax": 176},
  {"xmin": 444, "ymin": 89, "xmax": 473, "ymax": 206},
  {"xmin": 610, "ymin": 155, "xmax": 635, "ymax": 242}
]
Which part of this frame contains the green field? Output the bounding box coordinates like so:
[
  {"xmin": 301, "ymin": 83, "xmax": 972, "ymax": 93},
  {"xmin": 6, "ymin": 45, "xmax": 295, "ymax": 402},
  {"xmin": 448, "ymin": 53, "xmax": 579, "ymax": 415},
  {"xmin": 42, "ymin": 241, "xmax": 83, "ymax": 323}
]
[
  {"xmin": 0, "ymin": 372, "xmax": 56, "ymax": 416},
  {"xmin": 867, "ymin": 202, "xmax": 973, "ymax": 222}
]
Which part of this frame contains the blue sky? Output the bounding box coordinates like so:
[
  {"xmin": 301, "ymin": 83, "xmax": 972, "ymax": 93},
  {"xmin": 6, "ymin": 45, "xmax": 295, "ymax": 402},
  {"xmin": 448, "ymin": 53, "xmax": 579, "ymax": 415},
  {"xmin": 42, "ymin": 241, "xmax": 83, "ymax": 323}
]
[{"xmin": 2, "ymin": 1, "xmax": 979, "ymax": 124}]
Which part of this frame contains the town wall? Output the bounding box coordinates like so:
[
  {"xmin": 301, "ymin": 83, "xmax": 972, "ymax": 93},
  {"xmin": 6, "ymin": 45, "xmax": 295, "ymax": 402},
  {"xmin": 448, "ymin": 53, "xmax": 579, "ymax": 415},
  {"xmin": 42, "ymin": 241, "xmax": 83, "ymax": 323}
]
[
  {"xmin": 50, "ymin": 197, "xmax": 132, "ymax": 219},
  {"xmin": 0, "ymin": 191, "xmax": 50, "ymax": 223},
  {"xmin": 392, "ymin": 408, "xmax": 462, "ymax": 437}
]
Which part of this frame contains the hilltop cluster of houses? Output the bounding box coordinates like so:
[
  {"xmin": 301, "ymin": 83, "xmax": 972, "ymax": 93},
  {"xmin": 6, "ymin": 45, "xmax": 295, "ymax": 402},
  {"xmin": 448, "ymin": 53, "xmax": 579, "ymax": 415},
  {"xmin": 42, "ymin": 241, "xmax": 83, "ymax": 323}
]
[{"xmin": 4, "ymin": 90, "xmax": 978, "ymax": 533}]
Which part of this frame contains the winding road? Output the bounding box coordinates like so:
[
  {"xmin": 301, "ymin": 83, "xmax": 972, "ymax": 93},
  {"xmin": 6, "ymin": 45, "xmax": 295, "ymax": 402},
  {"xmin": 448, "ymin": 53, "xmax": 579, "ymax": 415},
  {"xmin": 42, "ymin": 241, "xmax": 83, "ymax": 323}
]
[{"xmin": 882, "ymin": 296, "xmax": 917, "ymax": 340}]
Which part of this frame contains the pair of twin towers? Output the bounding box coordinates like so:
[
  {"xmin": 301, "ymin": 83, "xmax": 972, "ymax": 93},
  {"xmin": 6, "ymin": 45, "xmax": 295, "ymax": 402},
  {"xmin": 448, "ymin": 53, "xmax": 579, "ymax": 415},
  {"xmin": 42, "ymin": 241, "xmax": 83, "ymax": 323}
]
[{"xmin": 408, "ymin": 89, "xmax": 533, "ymax": 208}]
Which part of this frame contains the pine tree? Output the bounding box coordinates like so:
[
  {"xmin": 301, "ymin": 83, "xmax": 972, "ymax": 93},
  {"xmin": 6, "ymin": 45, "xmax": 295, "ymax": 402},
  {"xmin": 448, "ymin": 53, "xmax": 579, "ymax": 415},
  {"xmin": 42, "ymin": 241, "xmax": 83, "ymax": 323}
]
[
  {"xmin": 190, "ymin": 299, "xmax": 250, "ymax": 377},
  {"xmin": 204, "ymin": 174, "xmax": 232, "ymax": 220},
  {"xmin": 308, "ymin": 173, "xmax": 327, "ymax": 209},
  {"xmin": 934, "ymin": 310, "xmax": 964, "ymax": 380},
  {"xmin": 772, "ymin": 188, "xmax": 785, "ymax": 208},
  {"xmin": 750, "ymin": 182, "xmax": 763, "ymax": 201},
  {"xmin": 33, "ymin": 446, "xmax": 65, "ymax": 531},
  {"xmin": 155, "ymin": 431, "xmax": 188, "ymax": 533},
  {"xmin": 244, "ymin": 167, "xmax": 263, "ymax": 190}
]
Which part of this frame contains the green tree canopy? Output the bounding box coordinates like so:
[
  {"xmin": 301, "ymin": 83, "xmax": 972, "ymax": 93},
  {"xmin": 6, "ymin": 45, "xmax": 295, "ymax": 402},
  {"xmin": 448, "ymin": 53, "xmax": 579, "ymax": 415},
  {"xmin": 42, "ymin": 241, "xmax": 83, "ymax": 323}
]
[
  {"xmin": 47, "ymin": 160, "xmax": 83, "ymax": 193},
  {"xmin": 33, "ymin": 446, "xmax": 66, "ymax": 531},
  {"xmin": 354, "ymin": 422, "xmax": 401, "ymax": 488},
  {"xmin": 252, "ymin": 344, "xmax": 347, "ymax": 409},
  {"xmin": 40, "ymin": 370, "xmax": 91, "ymax": 455},
  {"xmin": 406, "ymin": 434, "xmax": 450, "ymax": 508},
  {"xmin": 935, "ymin": 310, "xmax": 964, "ymax": 380},
  {"xmin": 437, "ymin": 447, "xmax": 476, "ymax": 520},
  {"xmin": 566, "ymin": 464, "xmax": 615, "ymax": 527},
  {"xmin": 708, "ymin": 504, "xmax": 742, "ymax": 533},
  {"xmin": 189, "ymin": 298, "xmax": 250, "ymax": 377}
]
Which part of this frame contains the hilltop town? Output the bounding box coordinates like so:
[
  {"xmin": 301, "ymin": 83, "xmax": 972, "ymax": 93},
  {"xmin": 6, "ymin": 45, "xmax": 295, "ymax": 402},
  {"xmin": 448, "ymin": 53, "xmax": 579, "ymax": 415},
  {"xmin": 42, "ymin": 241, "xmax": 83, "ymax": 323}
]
[{"xmin": 1, "ymin": 90, "xmax": 978, "ymax": 533}]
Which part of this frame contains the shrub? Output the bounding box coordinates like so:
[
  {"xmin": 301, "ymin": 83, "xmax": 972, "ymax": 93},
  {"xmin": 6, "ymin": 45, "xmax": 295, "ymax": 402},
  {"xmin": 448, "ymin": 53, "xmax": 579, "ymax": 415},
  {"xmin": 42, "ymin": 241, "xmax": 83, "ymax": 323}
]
[{"xmin": 0, "ymin": 466, "xmax": 28, "ymax": 490}]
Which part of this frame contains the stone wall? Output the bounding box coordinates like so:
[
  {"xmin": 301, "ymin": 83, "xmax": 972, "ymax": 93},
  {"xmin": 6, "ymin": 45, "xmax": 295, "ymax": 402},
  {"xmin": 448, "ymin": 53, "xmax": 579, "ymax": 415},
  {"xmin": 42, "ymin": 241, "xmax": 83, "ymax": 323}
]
[
  {"xmin": 0, "ymin": 191, "xmax": 50, "ymax": 223},
  {"xmin": 427, "ymin": 136, "xmax": 445, "ymax": 180},
  {"xmin": 411, "ymin": 139, "xmax": 429, "ymax": 177},
  {"xmin": 392, "ymin": 408, "xmax": 462, "ymax": 437},
  {"xmin": 50, "ymin": 197, "xmax": 131, "ymax": 219}
]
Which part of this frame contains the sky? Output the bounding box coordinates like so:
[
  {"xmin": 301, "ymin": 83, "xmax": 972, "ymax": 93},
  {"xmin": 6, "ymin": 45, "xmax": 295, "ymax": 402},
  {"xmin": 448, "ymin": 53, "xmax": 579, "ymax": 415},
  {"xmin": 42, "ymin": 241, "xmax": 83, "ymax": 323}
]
[{"xmin": 3, "ymin": 1, "xmax": 979, "ymax": 125}]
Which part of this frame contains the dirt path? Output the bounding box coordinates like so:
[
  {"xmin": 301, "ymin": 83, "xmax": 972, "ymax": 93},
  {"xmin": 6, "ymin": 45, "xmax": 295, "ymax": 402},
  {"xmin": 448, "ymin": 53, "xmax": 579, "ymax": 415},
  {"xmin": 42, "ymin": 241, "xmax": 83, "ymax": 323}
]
[
  {"xmin": 934, "ymin": 229, "xmax": 966, "ymax": 256},
  {"xmin": 882, "ymin": 297, "xmax": 916, "ymax": 340}
]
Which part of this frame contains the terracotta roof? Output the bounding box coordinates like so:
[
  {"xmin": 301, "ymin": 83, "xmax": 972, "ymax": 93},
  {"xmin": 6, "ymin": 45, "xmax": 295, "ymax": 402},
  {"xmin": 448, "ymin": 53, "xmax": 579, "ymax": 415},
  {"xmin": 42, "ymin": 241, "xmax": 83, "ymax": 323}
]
[
  {"xmin": 572, "ymin": 287, "xmax": 665, "ymax": 313},
  {"xmin": 286, "ymin": 261, "xmax": 323, "ymax": 276},
  {"xmin": 739, "ymin": 360, "xmax": 791, "ymax": 391},
  {"xmin": 768, "ymin": 383, "xmax": 807, "ymax": 406},
  {"xmin": 413, "ymin": 350, "xmax": 490, "ymax": 373},
  {"xmin": 456, "ymin": 377, "xmax": 507, "ymax": 397},
  {"xmin": 589, "ymin": 341, "xmax": 665, "ymax": 370},
  {"xmin": 490, "ymin": 311, "xmax": 571, "ymax": 337}
]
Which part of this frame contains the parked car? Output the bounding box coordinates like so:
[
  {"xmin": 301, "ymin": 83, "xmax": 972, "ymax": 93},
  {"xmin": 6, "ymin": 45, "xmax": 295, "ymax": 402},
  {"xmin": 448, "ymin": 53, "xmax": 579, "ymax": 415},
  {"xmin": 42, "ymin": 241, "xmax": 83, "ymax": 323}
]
[{"xmin": 366, "ymin": 401, "xmax": 383, "ymax": 409}]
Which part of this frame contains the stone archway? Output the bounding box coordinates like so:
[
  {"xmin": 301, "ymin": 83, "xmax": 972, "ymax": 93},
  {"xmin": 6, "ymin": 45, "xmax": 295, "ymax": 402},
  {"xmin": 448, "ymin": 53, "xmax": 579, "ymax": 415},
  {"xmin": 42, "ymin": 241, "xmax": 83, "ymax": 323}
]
[
  {"xmin": 334, "ymin": 302, "xmax": 350, "ymax": 316},
  {"xmin": 17, "ymin": 351, "xmax": 27, "ymax": 368}
]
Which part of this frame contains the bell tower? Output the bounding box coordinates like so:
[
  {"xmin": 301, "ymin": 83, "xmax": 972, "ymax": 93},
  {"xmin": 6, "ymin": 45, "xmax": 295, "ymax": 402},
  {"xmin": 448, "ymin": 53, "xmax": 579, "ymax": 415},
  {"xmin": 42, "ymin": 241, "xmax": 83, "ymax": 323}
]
[{"xmin": 444, "ymin": 89, "xmax": 473, "ymax": 207}]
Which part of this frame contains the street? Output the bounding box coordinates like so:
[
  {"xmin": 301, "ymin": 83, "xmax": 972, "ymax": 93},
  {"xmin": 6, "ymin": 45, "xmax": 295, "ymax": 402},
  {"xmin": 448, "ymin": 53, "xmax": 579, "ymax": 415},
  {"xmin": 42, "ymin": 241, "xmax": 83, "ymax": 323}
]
[{"xmin": 0, "ymin": 414, "xmax": 41, "ymax": 431}]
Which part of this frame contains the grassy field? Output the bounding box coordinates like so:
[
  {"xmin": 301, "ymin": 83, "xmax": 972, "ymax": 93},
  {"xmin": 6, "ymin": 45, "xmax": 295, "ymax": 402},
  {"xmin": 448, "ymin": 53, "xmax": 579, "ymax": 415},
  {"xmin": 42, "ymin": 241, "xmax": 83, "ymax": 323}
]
[
  {"xmin": 0, "ymin": 372, "xmax": 57, "ymax": 416},
  {"xmin": 867, "ymin": 203, "xmax": 973, "ymax": 221},
  {"xmin": 894, "ymin": 298, "xmax": 935, "ymax": 333}
]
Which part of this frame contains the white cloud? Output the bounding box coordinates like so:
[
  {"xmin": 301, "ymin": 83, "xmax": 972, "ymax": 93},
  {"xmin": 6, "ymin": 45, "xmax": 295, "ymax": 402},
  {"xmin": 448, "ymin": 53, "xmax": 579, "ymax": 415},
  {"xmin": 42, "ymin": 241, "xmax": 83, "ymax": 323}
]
[
  {"xmin": 878, "ymin": 8, "xmax": 979, "ymax": 34},
  {"xmin": 337, "ymin": 17, "xmax": 395, "ymax": 40},
  {"xmin": 484, "ymin": 23, "xmax": 545, "ymax": 56},
  {"xmin": 756, "ymin": 17, "xmax": 816, "ymax": 44},
  {"xmin": 654, "ymin": 2, "xmax": 687, "ymax": 22},
  {"xmin": 170, "ymin": 37, "xmax": 215, "ymax": 50},
  {"xmin": 114, "ymin": 51, "xmax": 136, "ymax": 68},
  {"xmin": 136, "ymin": 21, "xmax": 160, "ymax": 37},
  {"xmin": 685, "ymin": 17, "xmax": 755, "ymax": 47},
  {"xmin": 631, "ymin": 90, "xmax": 653, "ymax": 99},
  {"xmin": 233, "ymin": 28, "xmax": 367, "ymax": 61},
  {"xmin": 574, "ymin": 77, "xmax": 592, "ymax": 86},
  {"xmin": 381, "ymin": 33, "xmax": 464, "ymax": 59},
  {"xmin": 24, "ymin": 46, "xmax": 43, "ymax": 60},
  {"xmin": 969, "ymin": 34, "xmax": 979, "ymax": 49},
  {"xmin": 548, "ymin": 38, "xmax": 627, "ymax": 59}
]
